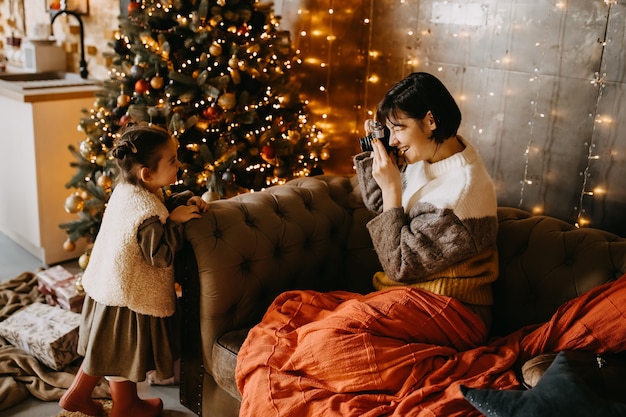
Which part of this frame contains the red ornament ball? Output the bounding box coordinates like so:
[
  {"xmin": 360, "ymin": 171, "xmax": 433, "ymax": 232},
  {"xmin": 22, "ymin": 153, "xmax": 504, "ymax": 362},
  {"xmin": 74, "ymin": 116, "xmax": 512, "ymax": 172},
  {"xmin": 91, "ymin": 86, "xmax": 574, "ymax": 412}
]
[
  {"xmin": 127, "ymin": 1, "xmax": 141, "ymax": 15},
  {"xmin": 261, "ymin": 144, "xmax": 276, "ymax": 159},
  {"xmin": 237, "ymin": 25, "xmax": 250, "ymax": 36},
  {"xmin": 134, "ymin": 79, "xmax": 150, "ymax": 94},
  {"xmin": 203, "ymin": 105, "xmax": 221, "ymax": 119}
]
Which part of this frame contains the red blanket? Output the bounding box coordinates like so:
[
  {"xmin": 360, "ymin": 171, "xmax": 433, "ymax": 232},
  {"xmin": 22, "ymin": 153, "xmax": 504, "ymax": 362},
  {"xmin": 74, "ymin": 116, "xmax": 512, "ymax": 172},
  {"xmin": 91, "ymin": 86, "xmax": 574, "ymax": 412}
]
[{"xmin": 236, "ymin": 275, "xmax": 626, "ymax": 416}]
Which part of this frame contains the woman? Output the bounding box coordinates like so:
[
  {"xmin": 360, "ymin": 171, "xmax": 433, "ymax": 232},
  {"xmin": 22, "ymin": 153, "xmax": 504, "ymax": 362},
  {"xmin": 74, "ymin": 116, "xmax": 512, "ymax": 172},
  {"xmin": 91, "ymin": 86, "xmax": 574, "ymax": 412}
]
[
  {"xmin": 354, "ymin": 71, "xmax": 498, "ymax": 329},
  {"xmin": 236, "ymin": 73, "xmax": 500, "ymax": 417}
]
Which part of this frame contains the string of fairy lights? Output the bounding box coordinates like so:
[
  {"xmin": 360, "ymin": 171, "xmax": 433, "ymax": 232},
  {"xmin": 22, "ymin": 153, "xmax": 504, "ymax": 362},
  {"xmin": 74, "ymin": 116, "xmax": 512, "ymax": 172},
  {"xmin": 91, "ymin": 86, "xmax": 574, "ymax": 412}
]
[
  {"xmin": 269, "ymin": 0, "xmax": 619, "ymax": 230},
  {"xmin": 368, "ymin": 0, "xmax": 617, "ymax": 229},
  {"xmin": 512, "ymin": 0, "xmax": 616, "ymax": 228},
  {"xmin": 289, "ymin": 2, "xmax": 336, "ymax": 131},
  {"xmin": 517, "ymin": 1, "xmax": 552, "ymax": 213},
  {"xmin": 572, "ymin": 0, "xmax": 615, "ymax": 228}
]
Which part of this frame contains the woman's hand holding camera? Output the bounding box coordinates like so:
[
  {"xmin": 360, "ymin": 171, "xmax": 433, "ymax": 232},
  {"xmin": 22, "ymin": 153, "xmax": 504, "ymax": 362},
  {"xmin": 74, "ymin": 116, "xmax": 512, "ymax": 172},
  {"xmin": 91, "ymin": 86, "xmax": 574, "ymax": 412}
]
[{"xmin": 366, "ymin": 120, "xmax": 403, "ymax": 211}]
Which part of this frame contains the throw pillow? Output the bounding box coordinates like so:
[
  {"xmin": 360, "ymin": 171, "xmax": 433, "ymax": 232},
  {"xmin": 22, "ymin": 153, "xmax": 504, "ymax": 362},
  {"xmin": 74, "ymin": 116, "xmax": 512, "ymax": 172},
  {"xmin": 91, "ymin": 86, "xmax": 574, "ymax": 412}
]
[
  {"xmin": 460, "ymin": 351, "xmax": 626, "ymax": 417},
  {"xmin": 521, "ymin": 350, "xmax": 626, "ymax": 402}
]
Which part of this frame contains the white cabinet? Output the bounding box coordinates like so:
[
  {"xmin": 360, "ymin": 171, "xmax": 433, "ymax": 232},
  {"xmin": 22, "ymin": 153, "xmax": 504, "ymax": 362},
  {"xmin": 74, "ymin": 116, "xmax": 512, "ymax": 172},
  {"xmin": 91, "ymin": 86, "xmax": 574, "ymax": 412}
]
[{"xmin": 0, "ymin": 85, "xmax": 97, "ymax": 265}]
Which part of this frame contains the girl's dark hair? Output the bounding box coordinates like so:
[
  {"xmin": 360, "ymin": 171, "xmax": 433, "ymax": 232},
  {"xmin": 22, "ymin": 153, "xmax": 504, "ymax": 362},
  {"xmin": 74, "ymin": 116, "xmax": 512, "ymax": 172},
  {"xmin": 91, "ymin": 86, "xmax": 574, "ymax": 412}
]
[
  {"xmin": 376, "ymin": 72, "xmax": 462, "ymax": 144},
  {"xmin": 112, "ymin": 123, "xmax": 172, "ymax": 186}
]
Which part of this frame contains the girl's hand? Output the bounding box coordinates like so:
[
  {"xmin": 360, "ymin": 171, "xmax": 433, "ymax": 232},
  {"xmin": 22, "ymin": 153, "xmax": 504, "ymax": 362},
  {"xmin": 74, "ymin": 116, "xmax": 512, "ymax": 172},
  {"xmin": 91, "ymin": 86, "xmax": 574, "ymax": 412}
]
[
  {"xmin": 170, "ymin": 204, "xmax": 203, "ymax": 223},
  {"xmin": 371, "ymin": 138, "xmax": 402, "ymax": 211},
  {"xmin": 187, "ymin": 195, "xmax": 209, "ymax": 212}
]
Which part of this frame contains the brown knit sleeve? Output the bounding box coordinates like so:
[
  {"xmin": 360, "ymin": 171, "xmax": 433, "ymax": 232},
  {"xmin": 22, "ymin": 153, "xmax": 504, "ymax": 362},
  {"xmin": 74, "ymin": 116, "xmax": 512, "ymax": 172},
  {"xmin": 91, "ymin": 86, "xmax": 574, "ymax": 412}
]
[
  {"xmin": 136, "ymin": 215, "xmax": 184, "ymax": 268},
  {"xmin": 353, "ymin": 152, "xmax": 383, "ymax": 213}
]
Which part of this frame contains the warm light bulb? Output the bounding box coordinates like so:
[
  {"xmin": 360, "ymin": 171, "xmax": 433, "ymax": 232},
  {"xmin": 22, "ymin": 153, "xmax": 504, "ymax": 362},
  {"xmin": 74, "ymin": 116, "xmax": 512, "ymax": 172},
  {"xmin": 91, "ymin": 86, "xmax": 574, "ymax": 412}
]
[{"xmin": 577, "ymin": 217, "xmax": 590, "ymax": 227}]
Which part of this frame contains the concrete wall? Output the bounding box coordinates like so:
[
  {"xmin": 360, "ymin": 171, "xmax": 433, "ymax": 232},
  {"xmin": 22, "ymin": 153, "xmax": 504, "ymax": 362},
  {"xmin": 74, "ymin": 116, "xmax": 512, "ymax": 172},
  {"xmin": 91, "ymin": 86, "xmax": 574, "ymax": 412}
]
[{"xmin": 274, "ymin": 0, "xmax": 626, "ymax": 235}]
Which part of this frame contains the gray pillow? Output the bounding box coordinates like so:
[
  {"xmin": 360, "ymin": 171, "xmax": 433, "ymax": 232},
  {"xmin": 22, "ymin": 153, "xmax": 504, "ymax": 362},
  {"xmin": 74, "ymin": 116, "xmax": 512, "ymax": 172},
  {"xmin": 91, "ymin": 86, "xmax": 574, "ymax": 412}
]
[{"xmin": 460, "ymin": 351, "xmax": 626, "ymax": 417}]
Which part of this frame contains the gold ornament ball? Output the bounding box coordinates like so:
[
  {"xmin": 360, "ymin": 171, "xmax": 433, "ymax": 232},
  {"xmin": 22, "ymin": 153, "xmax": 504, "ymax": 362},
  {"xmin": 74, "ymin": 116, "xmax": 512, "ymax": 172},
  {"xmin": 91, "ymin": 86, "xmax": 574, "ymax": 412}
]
[
  {"xmin": 209, "ymin": 43, "xmax": 223, "ymax": 57},
  {"xmin": 218, "ymin": 92, "xmax": 236, "ymax": 110},
  {"xmin": 97, "ymin": 174, "xmax": 113, "ymax": 190},
  {"xmin": 79, "ymin": 139, "xmax": 97, "ymax": 159},
  {"xmin": 79, "ymin": 189, "xmax": 90, "ymax": 200},
  {"xmin": 209, "ymin": 16, "xmax": 222, "ymax": 27},
  {"xmin": 288, "ymin": 130, "xmax": 301, "ymax": 143},
  {"xmin": 78, "ymin": 253, "xmax": 90, "ymax": 270},
  {"xmin": 117, "ymin": 93, "xmax": 131, "ymax": 107},
  {"xmin": 64, "ymin": 194, "xmax": 85, "ymax": 213},
  {"xmin": 63, "ymin": 239, "xmax": 76, "ymax": 252},
  {"xmin": 248, "ymin": 43, "xmax": 261, "ymax": 54},
  {"xmin": 228, "ymin": 55, "xmax": 239, "ymax": 68},
  {"xmin": 95, "ymin": 154, "xmax": 107, "ymax": 166},
  {"xmin": 74, "ymin": 275, "xmax": 84, "ymax": 293},
  {"xmin": 229, "ymin": 68, "xmax": 241, "ymax": 85},
  {"xmin": 150, "ymin": 75, "xmax": 164, "ymax": 90}
]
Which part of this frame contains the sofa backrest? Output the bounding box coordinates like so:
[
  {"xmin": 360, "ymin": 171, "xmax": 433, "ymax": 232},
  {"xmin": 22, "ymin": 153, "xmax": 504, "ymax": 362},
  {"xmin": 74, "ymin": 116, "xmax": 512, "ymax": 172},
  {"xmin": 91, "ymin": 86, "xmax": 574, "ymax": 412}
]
[
  {"xmin": 179, "ymin": 175, "xmax": 626, "ymax": 376},
  {"xmin": 492, "ymin": 207, "xmax": 626, "ymax": 336}
]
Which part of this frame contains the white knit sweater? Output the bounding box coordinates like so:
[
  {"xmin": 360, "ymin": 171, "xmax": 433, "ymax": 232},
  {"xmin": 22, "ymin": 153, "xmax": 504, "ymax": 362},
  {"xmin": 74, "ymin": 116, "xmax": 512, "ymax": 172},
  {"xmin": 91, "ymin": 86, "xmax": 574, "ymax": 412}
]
[
  {"xmin": 353, "ymin": 136, "xmax": 499, "ymax": 306},
  {"xmin": 81, "ymin": 183, "xmax": 177, "ymax": 318}
]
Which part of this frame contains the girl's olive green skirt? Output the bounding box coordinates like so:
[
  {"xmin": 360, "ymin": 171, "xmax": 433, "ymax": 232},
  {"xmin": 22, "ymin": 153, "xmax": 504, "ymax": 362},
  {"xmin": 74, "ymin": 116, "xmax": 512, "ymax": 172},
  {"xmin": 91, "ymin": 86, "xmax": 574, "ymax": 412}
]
[{"xmin": 78, "ymin": 295, "xmax": 180, "ymax": 382}]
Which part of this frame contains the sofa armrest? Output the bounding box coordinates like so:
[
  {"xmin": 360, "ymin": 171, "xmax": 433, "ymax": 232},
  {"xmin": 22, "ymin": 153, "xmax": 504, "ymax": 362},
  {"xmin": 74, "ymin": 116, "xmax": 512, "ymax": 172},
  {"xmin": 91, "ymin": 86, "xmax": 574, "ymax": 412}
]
[{"xmin": 179, "ymin": 176, "xmax": 355, "ymax": 376}]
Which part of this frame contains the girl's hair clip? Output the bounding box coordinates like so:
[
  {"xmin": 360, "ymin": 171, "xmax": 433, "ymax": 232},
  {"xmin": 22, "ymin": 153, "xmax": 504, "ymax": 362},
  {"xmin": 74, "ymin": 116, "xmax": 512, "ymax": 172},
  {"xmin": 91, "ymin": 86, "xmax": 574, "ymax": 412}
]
[{"xmin": 128, "ymin": 141, "xmax": 138, "ymax": 154}]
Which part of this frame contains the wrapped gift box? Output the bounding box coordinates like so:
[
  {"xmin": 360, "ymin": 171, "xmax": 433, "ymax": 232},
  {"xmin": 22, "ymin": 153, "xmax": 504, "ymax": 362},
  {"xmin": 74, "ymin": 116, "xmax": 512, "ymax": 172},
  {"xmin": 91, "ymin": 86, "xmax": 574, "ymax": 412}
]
[
  {"xmin": 36, "ymin": 265, "xmax": 85, "ymax": 313},
  {"xmin": 0, "ymin": 302, "xmax": 81, "ymax": 370}
]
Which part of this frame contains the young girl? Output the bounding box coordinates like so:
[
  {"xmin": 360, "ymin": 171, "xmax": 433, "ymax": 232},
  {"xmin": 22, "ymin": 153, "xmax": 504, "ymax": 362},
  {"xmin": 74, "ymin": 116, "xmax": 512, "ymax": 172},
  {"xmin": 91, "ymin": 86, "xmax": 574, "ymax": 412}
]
[{"xmin": 59, "ymin": 124, "xmax": 208, "ymax": 417}]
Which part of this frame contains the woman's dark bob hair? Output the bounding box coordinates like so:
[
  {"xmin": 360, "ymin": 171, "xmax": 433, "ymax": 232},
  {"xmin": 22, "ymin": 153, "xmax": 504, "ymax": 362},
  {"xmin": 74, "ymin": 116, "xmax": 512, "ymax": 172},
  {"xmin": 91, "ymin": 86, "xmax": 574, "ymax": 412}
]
[{"xmin": 376, "ymin": 72, "xmax": 462, "ymax": 144}]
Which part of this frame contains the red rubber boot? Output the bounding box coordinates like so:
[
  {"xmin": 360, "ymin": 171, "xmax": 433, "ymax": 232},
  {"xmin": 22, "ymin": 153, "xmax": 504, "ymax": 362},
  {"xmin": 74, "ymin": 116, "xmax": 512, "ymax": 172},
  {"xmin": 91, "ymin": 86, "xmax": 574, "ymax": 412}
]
[
  {"xmin": 109, "ymin": 379, "xmax": 163, "ymax": 417},
  {"xmin": 59, "ymin": 366, "xmax": 103, "ymax": 416}
]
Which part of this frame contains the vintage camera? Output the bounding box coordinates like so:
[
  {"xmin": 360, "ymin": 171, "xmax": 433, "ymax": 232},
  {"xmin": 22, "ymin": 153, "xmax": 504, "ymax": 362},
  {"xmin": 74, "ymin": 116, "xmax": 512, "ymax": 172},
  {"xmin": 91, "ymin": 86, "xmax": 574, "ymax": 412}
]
[{"xmin": 359, "ymin": 120, "xmax": 392, "ymax": 152}]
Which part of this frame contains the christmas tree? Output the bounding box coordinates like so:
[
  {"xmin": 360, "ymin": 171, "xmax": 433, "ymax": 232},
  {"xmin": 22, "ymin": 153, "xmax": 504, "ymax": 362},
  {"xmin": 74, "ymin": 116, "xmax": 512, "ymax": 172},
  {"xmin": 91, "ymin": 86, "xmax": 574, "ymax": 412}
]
[{"xmin": 60, "ymin": 0, "xmax": 329, "ymax": 259}]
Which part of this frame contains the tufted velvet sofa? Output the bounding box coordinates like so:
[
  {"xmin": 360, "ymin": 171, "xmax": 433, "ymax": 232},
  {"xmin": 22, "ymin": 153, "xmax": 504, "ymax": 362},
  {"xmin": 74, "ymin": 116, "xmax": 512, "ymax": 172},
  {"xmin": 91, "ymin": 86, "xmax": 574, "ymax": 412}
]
[{"xmin": 174, "ymin": 175, "xmax": 626, "ymax": 417}]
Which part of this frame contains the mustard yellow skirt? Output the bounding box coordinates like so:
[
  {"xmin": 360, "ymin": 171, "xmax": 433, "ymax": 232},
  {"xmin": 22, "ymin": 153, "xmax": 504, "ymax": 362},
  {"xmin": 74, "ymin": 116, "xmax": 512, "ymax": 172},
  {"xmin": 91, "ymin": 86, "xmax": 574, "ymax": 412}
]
[{"xmin": 77, "ymin": 295, "xmax": 180, "ymax": 382}]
